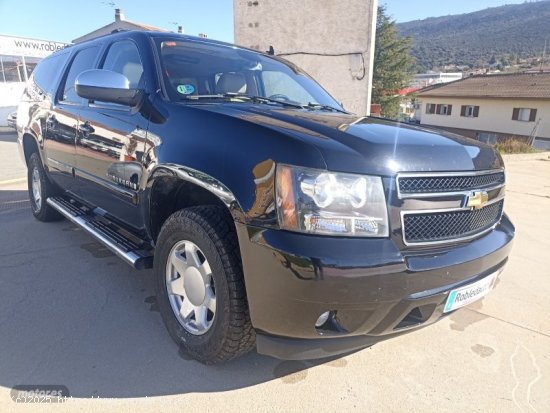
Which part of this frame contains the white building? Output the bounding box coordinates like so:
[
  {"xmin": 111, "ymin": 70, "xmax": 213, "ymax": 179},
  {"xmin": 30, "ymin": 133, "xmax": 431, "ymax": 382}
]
[
  {"xmin": 415, "ymin": 73, "xmax": 550, "ymax": 149},
  {"xmin": 0, "ymin": 35, "xmax": 68, "ymax": 125},
  {"xmin": 233, "ymin": 0, "xmax": 378, "ymax": 115},
  {"xmin": 411, "ymin": 72, "xmax": 463, "ymax": 89}
]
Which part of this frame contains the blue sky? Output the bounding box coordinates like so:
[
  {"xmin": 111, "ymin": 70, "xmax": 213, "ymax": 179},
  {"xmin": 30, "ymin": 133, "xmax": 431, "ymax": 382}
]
[{"xmin": 0, "ymin": 0, "xmax": 530, "ymax": 43}]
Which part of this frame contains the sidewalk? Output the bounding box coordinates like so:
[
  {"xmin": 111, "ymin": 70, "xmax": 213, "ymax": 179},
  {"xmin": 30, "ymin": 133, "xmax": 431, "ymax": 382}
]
[{"xmin": 0, "ymin": 127, "xmax": 26, "ymax": 184}]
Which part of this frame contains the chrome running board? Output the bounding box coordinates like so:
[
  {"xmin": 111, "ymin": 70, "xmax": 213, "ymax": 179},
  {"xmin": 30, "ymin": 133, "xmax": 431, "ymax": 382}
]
[{"xmin": 47, "ymin": 196, "xmax": 153, "ymax": 270}]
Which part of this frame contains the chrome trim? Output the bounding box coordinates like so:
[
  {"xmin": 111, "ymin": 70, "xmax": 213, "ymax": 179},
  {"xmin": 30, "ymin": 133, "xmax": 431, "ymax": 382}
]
[
  {"xmin": 396, "ymin": 169, "xmax": 506, "ymax": 199},
  {"xmin": 166, "ymin": 240, "xmax": 216, "ymax": 335},
  {"xmin": 400, "ymin": 197, "xmax": 505, "ymax": 246},
  {"xmin": 74, "ymin": 168, "xmax": 137, "ymax": 203},
  {"xmin": 76, "ymin": 69, "xmax": 130, "ymax": 90},
  {"xmin": 47, "ymin": 198, "xmax": 142, "ymax": 267},
  {"xmin": 153, "ymin": 163, "xmax": 238, "ymax": 207}
]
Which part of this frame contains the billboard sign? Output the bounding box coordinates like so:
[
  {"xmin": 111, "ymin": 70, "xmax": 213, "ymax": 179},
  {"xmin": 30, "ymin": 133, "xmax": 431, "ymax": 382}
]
[{"xmin": 0, "ymin": 34, "xmax": 69, "ymax": 58}]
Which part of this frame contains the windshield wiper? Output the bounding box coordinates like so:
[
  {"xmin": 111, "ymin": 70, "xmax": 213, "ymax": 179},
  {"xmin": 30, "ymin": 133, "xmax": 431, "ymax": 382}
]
[
  {"xmin": 226, "ymin": 93, "xmax": 305, "ymax": 109},
  {"xmin": 181, "ymin": 94, "xmax": 232, "ymax": 101},
  {"xmin": 306, "ymin": 102, "xmax": 348, "ymax": 113},
  {"xmin": 182, "ymin": 93, "xmax": 305, "ymax": 109}
]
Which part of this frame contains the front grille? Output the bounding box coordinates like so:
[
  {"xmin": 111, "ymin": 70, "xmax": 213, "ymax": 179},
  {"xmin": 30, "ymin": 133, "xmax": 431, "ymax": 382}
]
[
  {"xmin": 399, "ymin": 171, "xmax": 505, "ymax": 194},
  {"xmin": 403, "ymin": 200, "xmax": 504, "ymax": 244}
]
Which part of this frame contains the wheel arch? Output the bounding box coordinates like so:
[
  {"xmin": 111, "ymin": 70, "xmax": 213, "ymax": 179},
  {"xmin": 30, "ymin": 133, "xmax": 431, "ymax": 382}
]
[
  {"xmin": 146, "ymin": 164, "xmax": 246, "ymax": 243},
  {"xmin": 22, "ymin": 132, "xmax": 40, "ymax": 166}
]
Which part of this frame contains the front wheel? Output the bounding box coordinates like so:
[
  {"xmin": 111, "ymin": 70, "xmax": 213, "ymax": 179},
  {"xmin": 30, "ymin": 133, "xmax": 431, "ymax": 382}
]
[
  {"xmin": 27, "ymin": 152, "xmax": 63, "ymax": 222},
  {"xmin": 154, "ymin": 206, "xmax": 255, "ymax": 364}
]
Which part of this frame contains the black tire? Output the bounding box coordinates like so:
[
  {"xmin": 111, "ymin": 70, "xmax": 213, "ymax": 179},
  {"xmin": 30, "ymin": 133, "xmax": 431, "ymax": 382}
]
[
  {"xmin": 27, "ymin": 152, "xmax": 63, "ymax": 222},
  {"xmin": 154, "ymin": 206, "xmax": 255, "ymax": 364}
]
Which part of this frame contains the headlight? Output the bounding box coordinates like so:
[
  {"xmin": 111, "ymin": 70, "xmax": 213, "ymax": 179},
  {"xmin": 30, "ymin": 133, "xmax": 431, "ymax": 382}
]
[{"xmin": 275, "ymin": 165, "xmax": 389, "ymax": 237}]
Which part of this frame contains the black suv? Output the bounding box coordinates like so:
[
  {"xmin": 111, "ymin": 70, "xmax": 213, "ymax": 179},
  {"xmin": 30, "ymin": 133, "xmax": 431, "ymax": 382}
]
[{"xmin": 17, "ymin": 31, "xmax": 514, "ymax": 364}]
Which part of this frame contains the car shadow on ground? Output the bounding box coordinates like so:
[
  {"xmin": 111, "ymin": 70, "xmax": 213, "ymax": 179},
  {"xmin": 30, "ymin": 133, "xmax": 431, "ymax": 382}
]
[{"xmin": 0, "ymin": 189, "xmax": 351, "ymax": 399}]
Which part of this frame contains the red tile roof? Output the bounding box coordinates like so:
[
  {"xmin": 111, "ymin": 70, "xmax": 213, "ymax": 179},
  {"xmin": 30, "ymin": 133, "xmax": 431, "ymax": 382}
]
[{"xmin": 417, "ymin": 72, "xmax": 550, "ymax": 100}]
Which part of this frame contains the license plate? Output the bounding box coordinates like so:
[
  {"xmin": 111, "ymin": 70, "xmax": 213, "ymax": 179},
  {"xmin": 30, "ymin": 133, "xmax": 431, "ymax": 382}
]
[{"xmin": 443, "ymin": 271, "xmax": 499, "ymax": 313}]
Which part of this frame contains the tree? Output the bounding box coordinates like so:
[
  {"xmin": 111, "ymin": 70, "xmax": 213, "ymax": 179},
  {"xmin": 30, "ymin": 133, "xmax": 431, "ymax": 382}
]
[{"xmin": 371, "ymin": 6, "xmax": 415, "ymax": 119}]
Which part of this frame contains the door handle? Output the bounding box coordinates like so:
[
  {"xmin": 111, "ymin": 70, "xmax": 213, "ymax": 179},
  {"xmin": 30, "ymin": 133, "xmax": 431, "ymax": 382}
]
[
  {"xmin": 77, "ymin": 123, "xmax": 95, "ymax": 137},
  {"xmin": 45, "ymin": 115, "xmax": 58, "ymax": 130}
]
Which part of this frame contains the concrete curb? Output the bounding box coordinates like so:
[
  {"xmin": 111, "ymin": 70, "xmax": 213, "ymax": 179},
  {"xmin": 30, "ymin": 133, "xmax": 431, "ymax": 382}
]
[{"xmin": 502, "ymin": 151, "xmax": 550, "ymax": 162}]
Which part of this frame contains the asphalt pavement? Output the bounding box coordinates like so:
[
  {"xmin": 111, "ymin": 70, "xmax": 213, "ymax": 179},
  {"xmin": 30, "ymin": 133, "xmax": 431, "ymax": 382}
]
[{"xmin": 0, "ymin": 127, "xmax": 549, "ymax": 412}]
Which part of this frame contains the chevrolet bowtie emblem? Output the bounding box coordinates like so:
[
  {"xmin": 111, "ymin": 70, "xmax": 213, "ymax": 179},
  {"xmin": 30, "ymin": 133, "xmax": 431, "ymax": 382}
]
[{"xmin": 466, "ymin": 191, "xmax": 489, "ymax": 210}]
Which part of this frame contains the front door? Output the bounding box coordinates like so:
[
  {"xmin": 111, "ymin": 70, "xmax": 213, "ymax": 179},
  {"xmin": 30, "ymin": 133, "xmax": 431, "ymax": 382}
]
[{"xmin": 74, "ymin": 39, "xmax": 149, "ymax": 230}]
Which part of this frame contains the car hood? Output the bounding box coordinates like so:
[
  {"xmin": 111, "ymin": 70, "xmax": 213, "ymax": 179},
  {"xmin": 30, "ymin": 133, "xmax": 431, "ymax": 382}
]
[{"xmin": 192, "ymin": 104, "xmax": 503, "ymax": 176}]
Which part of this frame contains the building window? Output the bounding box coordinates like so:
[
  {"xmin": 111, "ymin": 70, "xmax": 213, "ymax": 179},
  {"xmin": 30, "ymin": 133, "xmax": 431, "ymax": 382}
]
[
  {"xmin": 512, "ymin": 108, "xmax": 537, "ymax": 122},
  {"xmin": 426, "ymin": 103, "xmax": 436, "ymax": 114},
  {"xmin": 461, "ymin": 105, "xmax": 479, "ymax": 118},
  {"xmin": 426, "ymin": 103, "xmax": 452, "ymax": 115},
  {"xmin": 436, "ymin": 104, "xmax": 452, "ymax": 115}
]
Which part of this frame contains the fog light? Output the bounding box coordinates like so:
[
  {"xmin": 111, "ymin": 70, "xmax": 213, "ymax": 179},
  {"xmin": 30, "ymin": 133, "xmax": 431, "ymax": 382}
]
[{"xmin": 315, "ymin": 311, "xmax": 331, "ymax": 328}]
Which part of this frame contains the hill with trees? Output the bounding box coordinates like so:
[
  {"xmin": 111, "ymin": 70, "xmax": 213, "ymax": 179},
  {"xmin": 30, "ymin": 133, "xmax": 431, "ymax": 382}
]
[{"xmin": 397, "ymin": 1, "xmax": 550, "ymax": 70}]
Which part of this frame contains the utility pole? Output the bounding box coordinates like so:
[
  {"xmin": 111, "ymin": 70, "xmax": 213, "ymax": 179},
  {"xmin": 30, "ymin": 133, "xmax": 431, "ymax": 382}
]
[
  {"xmin": 528, "ymin": 118, "xmax": 541, "ymax": 147},
  {"xmin": 541, "ymin": 38, "xmax": 547, "ymax": 72}
]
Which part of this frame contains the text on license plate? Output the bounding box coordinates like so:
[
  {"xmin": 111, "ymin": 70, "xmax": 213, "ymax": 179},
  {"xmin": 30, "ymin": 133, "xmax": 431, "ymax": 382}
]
[{"xmin": 443, "ymin": 271, "xmax": 499, "ymax": 313}]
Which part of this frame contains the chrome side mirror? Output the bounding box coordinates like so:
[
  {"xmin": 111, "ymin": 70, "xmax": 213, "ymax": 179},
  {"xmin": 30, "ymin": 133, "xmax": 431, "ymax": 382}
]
[{"xmin": 75, "ymin": 69, "xmax": 144, "ymax": 107}]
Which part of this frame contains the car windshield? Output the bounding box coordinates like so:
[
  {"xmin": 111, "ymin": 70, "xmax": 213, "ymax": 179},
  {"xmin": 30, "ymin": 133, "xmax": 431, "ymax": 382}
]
[{"xmin": 155, "ymin": 38, "xmax": 343, "ymax": 110}]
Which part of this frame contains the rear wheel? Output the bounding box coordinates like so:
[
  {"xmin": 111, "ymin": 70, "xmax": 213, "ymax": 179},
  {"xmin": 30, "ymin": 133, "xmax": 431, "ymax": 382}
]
[
  {"xmin": 154, "ymin": 206, "xmax": 255, "ymax": 364},
  {"xmin": 27, "ymin": 152, "xmax": 63, "ymax": 222}
]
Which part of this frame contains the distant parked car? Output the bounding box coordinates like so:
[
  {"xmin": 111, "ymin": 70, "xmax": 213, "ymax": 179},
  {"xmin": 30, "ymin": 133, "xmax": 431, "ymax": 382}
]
[{"xmin": 7, "ymin": 111, "xmax": 17, "ymax": 129}]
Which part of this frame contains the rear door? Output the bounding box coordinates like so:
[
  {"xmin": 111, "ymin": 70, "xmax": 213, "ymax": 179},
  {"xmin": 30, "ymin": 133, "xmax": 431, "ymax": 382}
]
[
  {"xmin": 24, "ymin": 51, "xmax": 69, "ymax": 185},
  {"xmin": 43, "ymin": 46, "xmax": 100, "ymax": 194},
  {"xmin": 74, "ymin": 39, "xmax": 149, "ymax": 230}
]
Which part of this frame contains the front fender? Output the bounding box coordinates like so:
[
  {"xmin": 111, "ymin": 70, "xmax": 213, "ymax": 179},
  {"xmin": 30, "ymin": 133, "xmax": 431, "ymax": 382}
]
[
  {"xmin": 143, "ymin": 104, "xmax": 327, "ymax": 229},
  {"xmin": 146, "ymin": 163, "xmax": 247, "ymax": 222}
]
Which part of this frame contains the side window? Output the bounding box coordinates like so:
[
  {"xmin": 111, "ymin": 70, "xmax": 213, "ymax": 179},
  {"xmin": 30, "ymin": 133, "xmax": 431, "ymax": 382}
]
[
  {"xmin": 59, "ymin": 46, "xmax": 99, "ymax": 104},
  {"xmin": 101, "ymin": 40, "xmax": 144, "ymax": 88},
  {"xmin": 32, "ymin": 52, "xmax": 69, "ymax": 95}
]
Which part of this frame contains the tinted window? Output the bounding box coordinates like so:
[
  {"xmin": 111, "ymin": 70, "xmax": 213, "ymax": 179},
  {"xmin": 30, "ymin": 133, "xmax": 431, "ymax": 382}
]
[
  {"xmin": 60, "ymin": 46, "xmax": 99, "ymax": 104},
  {"xmin": 32, "ymin": 52, "xmax": 69, "ymax": 94},
  {"xmin": 101, "ymin": 40, "xmax": 144, "ymax": 88},
  {"xmin": 262, "ymin": 71, "xmax": 315, "ymax": 104},
  {"xmin": 155, "ymin": 38, "xmax": 341, "ymax": 108}
]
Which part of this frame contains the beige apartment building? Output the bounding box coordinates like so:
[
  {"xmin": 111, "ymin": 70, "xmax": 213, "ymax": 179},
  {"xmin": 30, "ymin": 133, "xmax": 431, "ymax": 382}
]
[
  {"xmin": 233, "ymin": 0, "xmax": 378, "ymax": 115},
  {"xmin": 415, "ymin": 73, "xmax": 550, "ymax": 149},
  {"xmin": 73, "ymin": 9, "xmax": 169, "ymax": 44}
]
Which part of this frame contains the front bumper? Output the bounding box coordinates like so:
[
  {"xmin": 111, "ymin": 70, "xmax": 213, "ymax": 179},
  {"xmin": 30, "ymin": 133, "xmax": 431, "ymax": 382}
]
[{"xmin": 236, "ymin": 214, "xmax": 515, "ymax": 360}]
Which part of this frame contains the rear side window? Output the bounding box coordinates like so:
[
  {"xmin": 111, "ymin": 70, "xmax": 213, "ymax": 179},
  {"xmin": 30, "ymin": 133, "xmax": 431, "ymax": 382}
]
[
  {"xmin": 59, "ymin": 46, "xmax": 100, "ymax": 104},
  {"xmin": 101, "ymin": 40, "xmax": 144, "ymax": 88},
  {"xmin": 32, "ymin": 52, "xmax": 70, "ymax": 95}
]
